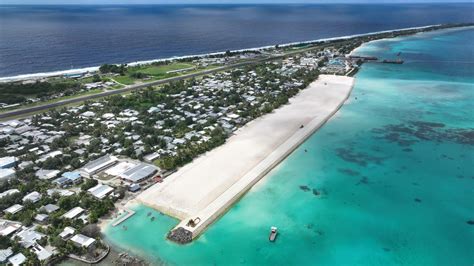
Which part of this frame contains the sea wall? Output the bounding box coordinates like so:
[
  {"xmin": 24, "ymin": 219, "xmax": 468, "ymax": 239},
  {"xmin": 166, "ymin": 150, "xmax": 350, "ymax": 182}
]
[
  {"xmin": 174, "ymin": 77, "xmax": 355, "ymax": 239},
  {"xmin": 138, "ymin": 75, "xmax": 355, "ymax": 242}
]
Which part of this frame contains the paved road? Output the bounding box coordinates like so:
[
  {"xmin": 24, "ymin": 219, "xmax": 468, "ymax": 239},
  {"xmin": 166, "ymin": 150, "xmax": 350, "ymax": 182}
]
[
  {"xmin": 0, "ymin": 44, "xmax": 324, "ymax": 121},
  {"xmin": 0, "ymin": 57, "xmax": 279, "ymax": 120}
]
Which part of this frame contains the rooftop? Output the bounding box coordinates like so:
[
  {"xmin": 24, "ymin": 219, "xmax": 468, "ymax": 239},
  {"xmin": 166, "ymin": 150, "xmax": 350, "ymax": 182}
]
[
  {"xmin": 41, "ymin": 204, "xmax": 60, "ymax": 214},
  {"xmin": 15, "ymin": 228, "xmax": 45, "ymax": 248},
  {"xmin": 0, "ymin": 168, "xmax": 15, "ymax": 180},
  {"xmin": 62, "ymin": 207, "xmax": 84, "ymax": 219},
  {"xmin": 22, "ymin": 191, "xmax": 42, "ymax": 203},
  {"xmin": 62, "ymin": 171, "xmax": 81, "ymax": 181},
  {"xmin": 70, "ymin": 234, "xmax": 96, "ymax": 248},
  {"xmin": 88, "ymin": 184, "xmax": 114, "ymax": 199},
  {"xmin": 35, "ymin": 169, "xmax": 60, "ymax": 180},
  {"xmin": 0, "ymin": 156, "xmax": 16, "ymax": 168},
  {"xmin": 0, "ymin": 219, "xmax": 22, "ymax": 236},
  {"xmin": 0, "ymin": 248, "xmax": 13, "ymax": 263},
  {"xmin": 4, "ymin": 204, "xmax": 24, "ymax": 215},
  {"xmin": 8, "ymin": 253, "xmax": 26, "ymax": 266},
  {"xmin": 120, "ymin": 163, "xmax": 157, "ymax": 183},
  {"xmin": 81, "ymin": 155, "xmax": 118, "ymax": 175},
  {"xmin": 59, "ymin": 226, "xmax": 75, "ymax": 239}
]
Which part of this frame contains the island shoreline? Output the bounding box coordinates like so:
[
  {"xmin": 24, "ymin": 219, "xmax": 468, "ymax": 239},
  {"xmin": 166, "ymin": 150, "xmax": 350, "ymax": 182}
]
[
  {"xmin": 137, "ymin": 75, "xmax": 355, "ymax": 241},
  {"xmin": 0, "ymin": 24, "xmax": 446, "ymax": 83}
]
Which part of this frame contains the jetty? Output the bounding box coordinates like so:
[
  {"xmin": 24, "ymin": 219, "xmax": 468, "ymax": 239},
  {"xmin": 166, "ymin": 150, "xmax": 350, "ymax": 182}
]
[
  {"xmin": 112, "ymin": 209, "xmax": 136, "ymax": 227},
  {"xmin": 138, "ymin": 75, "xmax": 355, "ymax": 243},
  {"xmin": 382, "ymin": 59, "xmax": 404, "ymax": 64},
  {"xmin": 348, "ymin": 55, "xmax": 378, "ymax": 61}
]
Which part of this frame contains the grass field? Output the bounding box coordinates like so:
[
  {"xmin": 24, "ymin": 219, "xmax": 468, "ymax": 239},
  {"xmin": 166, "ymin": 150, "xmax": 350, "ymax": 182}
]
[
  {"xmin": 109, "ymin": 62, "xmax": 196, "ymax": 85},
  {"xmin": 135, "ymin": 62, "xmax": 194, "ymax": 75},
  {"xmin": 111, "ymin": 75, "xmax": 135, "ymax": 85}
]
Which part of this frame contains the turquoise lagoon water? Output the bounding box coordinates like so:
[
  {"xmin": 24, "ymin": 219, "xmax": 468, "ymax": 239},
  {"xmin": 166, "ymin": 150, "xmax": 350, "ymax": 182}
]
[{"xmin": 104, "ymin": 28, "xmax": 474, "ymax": 265}]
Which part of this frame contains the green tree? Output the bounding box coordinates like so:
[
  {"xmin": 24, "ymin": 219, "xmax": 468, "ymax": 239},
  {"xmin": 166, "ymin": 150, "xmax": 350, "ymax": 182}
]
[{"xmin": 81, "ymin": 179, "xmax": 98, "ymax": 191}]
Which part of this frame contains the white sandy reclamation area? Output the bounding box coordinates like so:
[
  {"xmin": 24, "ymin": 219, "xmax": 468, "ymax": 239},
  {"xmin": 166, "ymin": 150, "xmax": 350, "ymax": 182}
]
[{"xmin": 138, "ymin": 75, "xmax": 354, "ymax": 231}]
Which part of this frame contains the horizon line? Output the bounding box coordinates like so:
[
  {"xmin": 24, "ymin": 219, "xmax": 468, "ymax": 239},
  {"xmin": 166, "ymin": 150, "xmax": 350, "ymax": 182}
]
[{"xmin": 1, "ymin": 2, "xmax": 473, "ymax": 6}]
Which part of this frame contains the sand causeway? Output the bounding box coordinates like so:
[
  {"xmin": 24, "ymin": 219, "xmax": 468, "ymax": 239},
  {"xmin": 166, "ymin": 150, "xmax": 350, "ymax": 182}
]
[{"xmin": 138, "ymin": 74, "xmax": 355, "ymax": 239}]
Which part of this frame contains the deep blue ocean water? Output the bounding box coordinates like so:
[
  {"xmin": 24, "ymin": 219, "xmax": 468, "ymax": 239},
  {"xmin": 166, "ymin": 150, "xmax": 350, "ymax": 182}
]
[
  {"xmin": 1, "ymin": 3, "xmax": 474, "ymax": 77},
  {"xmin": 103, "ymin": 27, "xmax": 474, "ymax": 266}
]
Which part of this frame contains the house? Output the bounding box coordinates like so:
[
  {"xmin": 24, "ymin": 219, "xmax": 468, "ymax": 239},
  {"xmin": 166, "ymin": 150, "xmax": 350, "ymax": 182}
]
[
  {"xmin": 143, "ymin": 152, "xmax": 160, "ymax": 162},
  {"xmin": 80, "ymin": 111, "xmax": 96, "ymax": 118},
  {"xmin": 22, "ymin": 191, "xmax": 42, "ymax": 204},
  {"xmin": 0, "ymin": 168, "xmax": 15, "ymax": 182},
  {"xmin": 37, "ymin": 150, "xmax": 62, "ymax": 163},
  {"xmin": 80, "ymin": 155, "xmax": 118, "ymax": 178},
  {"xmin": 41, "ymin": 204, "xmax": 59, "ymax": 214},
  {"xmin": 0, "ymin": 248, "xmax": 13, "ymax": 264},
  {"xmin": 34, "ymin": 214, "xmax": 49, "ymax": 224},
  {"xmin": 18, "ymin": 161, "xmax": 33, "ymax": 169},
  {"xmin": 35, "ymin": 169, "xmax": 60, "ymax": 180},
  {"xmin": 129, "ymin": 183, "xmax": 141, "ymax": 192},
  {"xmin": 88, "ymin": 184, "xmax": 114, "ymax": 199},
  {"xmin": 0, "ymin": 157, "xmax": 16, "ymax": 169},
  {"xmin": 70, "ymin": 234, "xmax": 96, "ymax": 249},
  {"xmin": 119, "ymin": 163, "xmax": 157, "ymax": 183},
  {"xmin": 62, "ymin": 171, "xmax": 82, "ymax": 184},
  {"xmin": 31, "ymin": 244, "xmax": 52, "ymax": 262},
  {"xmin": 4, "ymin": 204, "xmax": 23, "ymax": 215},
  {"xmin": 0, "ymin": 219, "xmax": 22, "ymax": 236},
  {"xmin": 62, "ymin": 207, "xmax": 85, "ymax": 220},
  {"xmin": 47, "ymin": 189, "xmax": 74, "ymax": 197},
  {"xmin": 53, "ymin": 176, "xmax": 71, "ymax": 188},
  {"xmin": 8, "ymin": 253, "xmax": 26, "ymax": 266},
  {"xmin": 59, "ymin": 226, "xmax": 75, "ymax": 240},
  {"xmin": 0, "ymin": 189, "xmax": 19, "ymax": 199},
  {"xmin": 15, "ymin": 227, "xmax": 45, "ymax": 248}
]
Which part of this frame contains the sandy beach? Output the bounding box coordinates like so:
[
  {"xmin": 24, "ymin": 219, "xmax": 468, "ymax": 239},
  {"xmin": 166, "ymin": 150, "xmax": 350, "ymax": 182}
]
[{"xmin": 138, "ymin": 75, "xmax": 354, "ymax": 238}]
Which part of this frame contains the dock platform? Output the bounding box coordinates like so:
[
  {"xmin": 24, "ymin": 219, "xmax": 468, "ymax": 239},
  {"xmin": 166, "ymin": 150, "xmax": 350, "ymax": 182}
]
[{"xmin": 112, "ymin": 209, "xmax": 136, "ymax": 227}]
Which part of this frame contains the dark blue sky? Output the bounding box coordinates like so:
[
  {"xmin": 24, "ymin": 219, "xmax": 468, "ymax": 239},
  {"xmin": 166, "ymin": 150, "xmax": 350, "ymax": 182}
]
[{"xmin": 1, "ymin": 0, "xmax": 469, "ymax": 4}]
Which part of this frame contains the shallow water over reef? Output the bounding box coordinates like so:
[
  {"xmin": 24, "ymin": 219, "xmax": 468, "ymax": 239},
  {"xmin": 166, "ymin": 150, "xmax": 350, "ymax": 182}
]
[{"xmin": 105, "ymin": 28, "xmax": 474, "ymax": 265}]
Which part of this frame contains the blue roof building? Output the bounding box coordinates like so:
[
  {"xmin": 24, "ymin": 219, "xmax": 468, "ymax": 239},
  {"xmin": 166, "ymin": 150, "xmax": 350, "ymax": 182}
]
[
  {"xmin": 0, "ymin": 157, "xmax": 16, "ymax": 169},
  {"xmin": 53, "ymin": 177, "xmax": 71, "ymax": 188},
  {"xmin": 62, "ymin": 172, "xmax": 82, "ymax": 184}
]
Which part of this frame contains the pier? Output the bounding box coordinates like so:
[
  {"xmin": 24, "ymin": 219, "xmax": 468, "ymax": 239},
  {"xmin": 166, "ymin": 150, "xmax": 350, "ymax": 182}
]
[
  {"xmin": 348, "ymin": 55, "xmax": 378, "ymax": 61},
  {"xmin": 112, "ymin": 209, "xmax": 136, "ymax": 227}
]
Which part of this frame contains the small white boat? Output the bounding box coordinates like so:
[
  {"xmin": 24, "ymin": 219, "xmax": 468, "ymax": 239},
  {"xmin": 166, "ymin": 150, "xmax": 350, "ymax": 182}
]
[{"xmin": 269, "ymin": 226, "xmax": 278, "ymax": 242}]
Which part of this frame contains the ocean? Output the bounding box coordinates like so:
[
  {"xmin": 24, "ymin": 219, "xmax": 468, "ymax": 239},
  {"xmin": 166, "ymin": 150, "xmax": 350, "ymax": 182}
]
[
  {"xmin": 103, "ymin": 27, "xmax": 474, "ymax": 265},
  {"xmin": 1, "ymin": 3, "xmax": 474, "ymax": 78}
]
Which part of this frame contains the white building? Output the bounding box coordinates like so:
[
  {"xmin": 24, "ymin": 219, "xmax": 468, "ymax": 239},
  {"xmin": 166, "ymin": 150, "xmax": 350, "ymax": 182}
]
[
  {"xmin": 0, "ymin": 248, "xmax": 13, "ymax": 264},
  {"xmin": 62, "ymin": 207, "xmax": 85, "ymax": 220},
  {"xmin": 15, "ymin": 227, "xmax": 45, "ymax": 248},
  {"xmin": 22, "ymin": 191, "xmax": 42, "ymax": 204},
  {"xmin": 0, "ymin": 157, "xmax": 16, "ymax": 169},
  {"xmin": 0, "ymin": 189, "xmax": 19, "ymax": 199},
  {"xmin": 0, "ymin": 168, "xmax": 15, "ymax": 182},
  {"xmin": 119, "ymin": 163, "xmax": 157, "ymax": 183},
  {"xmin": 88, "ymin": 184, "xmax": 114, "ymax": 200},
  {"xmin": 31, "ymin": 244, "xmax": 52, "ymax": 262},
  {"xmin": 47, "ymin": 189, "xmax": 75, "ymax": 197},
  {"xmin": 35, "ymin": 169, "xmax": 60, "ymax": 180},
  {"xmin": 70, "ymin": 234, "xmax": 96, "ymax": 249},
  {"xmin": 59, "ymin": 226, "xmax": 75, "ymax": 240},
  {"xmin": 80, "ymin": 155, "xmax": 118, "ymax": 178},
  {"xmin": 8, "ymin": 253, "xmax": 26, "ymax": 266},
  {"xmin": 0, "ymin": 219, "xmax": 22, "ymax": 236},
  {"xmin": 4, "ymin": 204, "xmax": 23, "ymax": 215}
]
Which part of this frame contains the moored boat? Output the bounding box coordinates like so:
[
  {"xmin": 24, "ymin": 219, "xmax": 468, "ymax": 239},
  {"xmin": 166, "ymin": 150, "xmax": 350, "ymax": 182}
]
[{"xmin": 269, "ymin": 226, "xmax": 278, "ymax": 242}]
